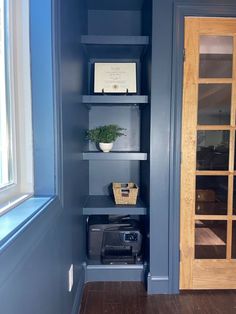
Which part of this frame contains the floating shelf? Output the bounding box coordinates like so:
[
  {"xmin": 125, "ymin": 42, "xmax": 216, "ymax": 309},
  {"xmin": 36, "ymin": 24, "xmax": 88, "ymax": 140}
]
[
  {"xmin": 87, "ymin": 0, "xmax": 144, "ymax": 11},
  {"xmin": 82, "ymin": 151, "xmax": 147, "ymax": 161},
  {"xmin": 86, "ymin": 262, "xmax": 146, "ymax": 282},
  {"xmin": 86, "ymin": 259, "xmax": 144, "ymax": 266},
  {"xmin": 82, "ymin": 95, "xmax": 148, "ymax": 106},
  {"xmin": 81, "ymin": 35, "xmax": 149, "ymax": 58},
  {"xmin": 83, "ymin": 195, "xmax": 147, "ymax": 215},
  {"xmin": 81, "ymin": 35, "xmax": 149, "ymax": 45}
]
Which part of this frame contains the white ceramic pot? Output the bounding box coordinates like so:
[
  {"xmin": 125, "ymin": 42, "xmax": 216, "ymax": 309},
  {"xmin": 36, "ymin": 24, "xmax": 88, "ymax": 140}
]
[{"xmin": 99, "ymin": 142, "xmax": 113, "ymax": 153}]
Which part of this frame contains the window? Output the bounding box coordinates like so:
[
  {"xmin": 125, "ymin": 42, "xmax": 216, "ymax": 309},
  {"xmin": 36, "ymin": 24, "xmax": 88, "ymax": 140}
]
[
  {"xmin": 0, "ymin": 0, "xmax": 13, "ymax": 190},
  {"xmin": 0, "ymin": 0, "xmax": 33, "ymax": 214}
]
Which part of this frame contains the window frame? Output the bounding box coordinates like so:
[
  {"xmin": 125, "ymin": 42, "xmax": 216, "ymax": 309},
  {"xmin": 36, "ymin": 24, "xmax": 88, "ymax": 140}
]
[{"xmin": 0, "ymin": 0, "xmax": 33, "ymax": 214}]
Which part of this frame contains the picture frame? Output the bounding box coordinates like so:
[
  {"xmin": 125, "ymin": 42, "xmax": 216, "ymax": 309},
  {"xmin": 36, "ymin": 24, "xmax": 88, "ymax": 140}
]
[{"xmin": 94, "ymin": 62, "xmax": 137, "ymax": 94}]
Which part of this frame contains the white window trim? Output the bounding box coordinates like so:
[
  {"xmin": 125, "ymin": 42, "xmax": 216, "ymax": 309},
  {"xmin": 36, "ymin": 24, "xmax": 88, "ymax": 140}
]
[{"xmin": 0, "ymin": 0, "xmax": 33, "ymax": 212}]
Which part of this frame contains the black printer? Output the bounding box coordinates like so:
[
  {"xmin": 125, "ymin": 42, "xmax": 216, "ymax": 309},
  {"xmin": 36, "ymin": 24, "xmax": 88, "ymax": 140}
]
[{"xmin": 88, "ymin": 216, "xmax": 142, "ymax": 264}]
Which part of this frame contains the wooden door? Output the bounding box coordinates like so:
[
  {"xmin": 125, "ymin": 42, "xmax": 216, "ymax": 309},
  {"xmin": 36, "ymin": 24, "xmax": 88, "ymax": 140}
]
[{"xmin": 180, "ymin": 17, "xmax": 236, "ymax": 289}]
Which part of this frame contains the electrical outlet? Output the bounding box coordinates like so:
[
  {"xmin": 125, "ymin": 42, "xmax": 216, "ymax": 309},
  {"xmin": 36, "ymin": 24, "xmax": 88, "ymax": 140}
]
[{"xmin": 68, "ymin": 264, "xmax": 74, "ymax": 292}]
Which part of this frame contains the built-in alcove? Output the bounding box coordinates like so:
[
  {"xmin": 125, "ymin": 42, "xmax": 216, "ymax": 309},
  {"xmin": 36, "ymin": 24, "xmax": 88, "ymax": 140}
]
[{"xmin": 78, "ymin": 0, "xmax": 152, "ymax": 281}]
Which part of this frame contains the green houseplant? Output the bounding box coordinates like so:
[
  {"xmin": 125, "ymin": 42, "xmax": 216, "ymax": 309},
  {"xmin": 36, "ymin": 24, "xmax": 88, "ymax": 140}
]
[{"xmin": 86, "ymin": 124, "xmax": 126, "ymax": 152}]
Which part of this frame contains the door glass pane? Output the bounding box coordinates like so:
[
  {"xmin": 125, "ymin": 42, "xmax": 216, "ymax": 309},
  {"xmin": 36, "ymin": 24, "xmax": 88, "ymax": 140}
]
[
  {"xmin": 197, "ymin": 131, "xmax": 229, "ymax": 170},
  {"xmin": 234, "ymin": 133, "xmax": 236, "ymax": 171},
  {"xmin": 198, "ymin": 84, "xmax": 232, "ymax": 125},
  {"xmin": 233, "ymin": 177, "xmax": 236, "ymax": 215},
  {"xmin": 196, "ymin": 176, "xmax": 228, "ymax": 215},
  {"xmin": 199, "ymin": 36, "xmax": 233, "ymax": 78},
  {"xmin": 195, "ymin": 220, "xmax": 227, "ymax": 259},
  {"xmin": 232, "ymin": 222, "xmax": 236, "ymax": 259}
]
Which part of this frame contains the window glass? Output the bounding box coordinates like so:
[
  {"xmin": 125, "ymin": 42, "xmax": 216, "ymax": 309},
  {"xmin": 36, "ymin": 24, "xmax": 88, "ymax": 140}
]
[
  {"xmin": 197, "ymin": 84, "xmax": 232, "ymax": 125},
  {"xmin": 197, "ymin": 130, "xmax": 229, "ymax": 170},
  {"xmin": 0, "ymin": 0, "xmax": 14, "ymax": 190},
  {"xmin": 195, "ymin": 220, "xmax": 227, "ymax": 259},
  {"xmin": 199, "ymin": 36, "xmax": 233, "ymax": 78},
  {"xmin": 196, "ymin": 176, "xmax": 228, "ymax": 215}
]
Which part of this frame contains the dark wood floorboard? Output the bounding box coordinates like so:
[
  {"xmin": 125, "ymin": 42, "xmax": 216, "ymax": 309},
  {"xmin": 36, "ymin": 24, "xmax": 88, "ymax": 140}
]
[{"xmin": 79, "ymin": 282, "xmax": 236, "ymax": 314}]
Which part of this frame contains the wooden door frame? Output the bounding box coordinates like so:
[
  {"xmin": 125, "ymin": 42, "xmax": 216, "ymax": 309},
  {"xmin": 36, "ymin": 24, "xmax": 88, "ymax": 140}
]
[{"xmin": 169, "ymin": 4, "xmax": 236, "ymax": 293}]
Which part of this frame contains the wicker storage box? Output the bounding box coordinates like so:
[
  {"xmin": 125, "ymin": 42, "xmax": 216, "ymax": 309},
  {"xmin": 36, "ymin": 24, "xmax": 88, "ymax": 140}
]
[{"xmin": 113, "ymin": 182, "xmax": 138, "ymax": 205}]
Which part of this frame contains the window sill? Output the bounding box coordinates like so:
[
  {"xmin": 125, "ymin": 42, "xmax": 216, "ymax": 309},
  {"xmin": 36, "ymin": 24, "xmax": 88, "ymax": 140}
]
[
  {"xmin": 0, "ymin": 194, "xmax": 33, "ymax": 216},
  {"xmin": 0, "ymin": 196, "xmax": 55, "ymax": 250}
]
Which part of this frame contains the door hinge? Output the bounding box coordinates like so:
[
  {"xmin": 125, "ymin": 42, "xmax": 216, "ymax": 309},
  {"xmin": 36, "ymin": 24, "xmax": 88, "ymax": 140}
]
[
  {"xmin": 183, "ymin": 48, "xmax": 186, "ymax": 62},
  {"xmin": 179, "ymin": 249, "xmax": 181, "ymax": 262}
]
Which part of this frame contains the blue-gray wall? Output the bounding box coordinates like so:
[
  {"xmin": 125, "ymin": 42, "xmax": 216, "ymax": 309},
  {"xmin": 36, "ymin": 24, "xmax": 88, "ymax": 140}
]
[
  {"xmin": 0, "ymin": 200, "xmax": 64, "ymax": 314},
  {"xmin": 0, "ymin": 0, "xmax": 88, "ymax": 313},
  {"xmin": 58, "ymin": 0, "xmax": 88, "ymax": 310}
]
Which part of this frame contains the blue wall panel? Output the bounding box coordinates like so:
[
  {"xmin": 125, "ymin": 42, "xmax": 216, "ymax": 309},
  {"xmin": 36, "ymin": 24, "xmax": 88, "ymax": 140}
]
[
  {"xmin": 0, "ymin": 200, "xmax": 64, "ymax": 314},
  {"xmin": 148, "ymin": 0, "xmax": 173, "ymax": 294},
  {"xmin": 59, "ymin": 0, "xmax": 88, "ymax": 311},
  {"xmin": 88, "ymin": 10, "xmax": 142, "ymax": 36}
]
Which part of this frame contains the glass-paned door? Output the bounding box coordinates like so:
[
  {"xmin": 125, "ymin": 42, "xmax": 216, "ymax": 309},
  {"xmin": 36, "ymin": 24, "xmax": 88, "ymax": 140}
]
[{"xmin": 180, "ymin": 17, "xmax": 236, "ymax": 289}]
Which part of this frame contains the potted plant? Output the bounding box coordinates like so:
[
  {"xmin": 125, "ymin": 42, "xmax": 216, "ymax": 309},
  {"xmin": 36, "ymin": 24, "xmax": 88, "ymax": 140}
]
[{"xmin": 86, "ymin": 124, "xmax": 126, "ymax": 152}]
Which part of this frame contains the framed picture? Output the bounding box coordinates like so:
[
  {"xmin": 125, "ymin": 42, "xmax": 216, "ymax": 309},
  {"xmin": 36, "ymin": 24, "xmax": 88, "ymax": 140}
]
[{"xmin": 94, "ymin": 62, "xmax": 137, "ymax": 94}]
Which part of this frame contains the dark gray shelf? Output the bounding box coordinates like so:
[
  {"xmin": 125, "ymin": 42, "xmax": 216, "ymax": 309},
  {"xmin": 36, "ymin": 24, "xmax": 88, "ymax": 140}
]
[
  {"xmin": 87, "ymin": 0, "xmax": 144, "ymax": 11},
  {"xmin": 81, "ymin": 35, "xmax": 149, "ymax": 58},
  {"xmin": 86, "ymin": 262, "xmax": 146, "ymax": 282},
  {"xmin": 83, "ymin": 195, "xmax": 147, "ymax": 215},
  {"xmin": 82, "ymin": 151, "xmax": 147, "ymax": 161},
  {"xmin": 86, "ymin": 259, "xmax": 144, "ymax": 266},
  {"xmin": 82, "ymin": 95, "xmax": 148, "ymax": 106},
  {"xmin": 81, "ymin": 35, "xmax": 149, "ymax": 45}
]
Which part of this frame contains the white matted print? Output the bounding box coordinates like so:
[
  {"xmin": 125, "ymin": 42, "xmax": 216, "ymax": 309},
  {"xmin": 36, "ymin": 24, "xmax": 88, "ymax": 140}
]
[{"xmin": 94, "ymin": 63, "xmax": 137, "ymax": 93}]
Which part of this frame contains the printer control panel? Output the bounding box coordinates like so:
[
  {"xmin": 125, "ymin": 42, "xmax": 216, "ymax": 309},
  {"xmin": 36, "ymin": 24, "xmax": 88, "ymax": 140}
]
[{"xmin": 124, "ymin": 232, "xmax": 138, "ymax": 242}]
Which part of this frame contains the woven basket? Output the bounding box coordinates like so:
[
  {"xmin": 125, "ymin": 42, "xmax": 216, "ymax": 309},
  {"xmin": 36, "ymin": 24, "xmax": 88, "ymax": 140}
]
[{"xmin": 113, "ymin": 182, "xmax": 138, "ymax": 205}]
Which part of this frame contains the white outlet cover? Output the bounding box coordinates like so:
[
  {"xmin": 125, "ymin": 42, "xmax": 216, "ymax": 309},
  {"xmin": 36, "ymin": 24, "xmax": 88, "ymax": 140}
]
[{"xmin": 68, "ymin": 264, "xmax": 73, "ymax": 292}]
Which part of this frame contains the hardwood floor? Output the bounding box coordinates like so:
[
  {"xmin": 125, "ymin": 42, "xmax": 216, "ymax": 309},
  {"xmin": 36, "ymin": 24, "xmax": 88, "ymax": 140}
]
[{"xmin": 79, "ymin": 282, "xmax": 236, "ymax": 314}]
